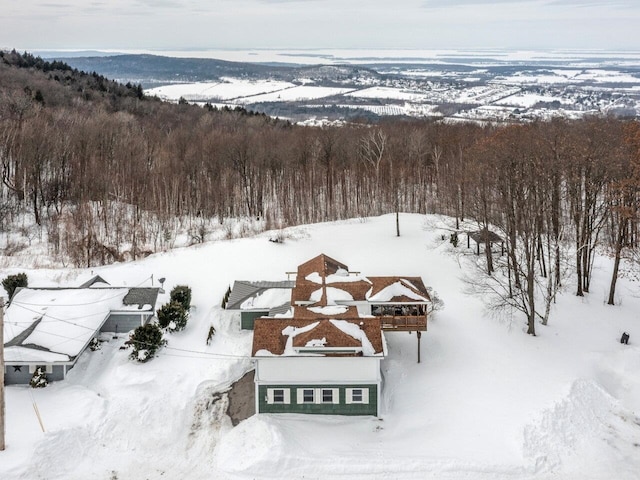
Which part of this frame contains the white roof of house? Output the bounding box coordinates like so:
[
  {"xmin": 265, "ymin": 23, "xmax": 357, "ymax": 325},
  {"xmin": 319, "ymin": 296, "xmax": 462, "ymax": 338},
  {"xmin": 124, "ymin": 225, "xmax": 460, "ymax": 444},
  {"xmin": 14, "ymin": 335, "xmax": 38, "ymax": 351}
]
[
  {"xmin": 239, "ymin": 287, "xmax": 292, "ymax": 310},
  {"xmin": 4, "ymin": 346, "xmax": 71, "ymax": 363},
  {"xmin": 226, "ymin": 280, "xmax": 294, "ymax": 310},
  {"xmin": 4, "ymin": 288, "xmax": 130, "ymax": 363}
]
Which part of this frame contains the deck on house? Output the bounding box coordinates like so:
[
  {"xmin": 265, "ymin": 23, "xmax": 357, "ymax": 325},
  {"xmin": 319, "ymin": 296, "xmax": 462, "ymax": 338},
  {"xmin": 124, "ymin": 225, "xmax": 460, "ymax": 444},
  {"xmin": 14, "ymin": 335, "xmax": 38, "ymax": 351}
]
[{"xmin": 379, "ymin": 315, "xmax": 427, "ymax": 332}]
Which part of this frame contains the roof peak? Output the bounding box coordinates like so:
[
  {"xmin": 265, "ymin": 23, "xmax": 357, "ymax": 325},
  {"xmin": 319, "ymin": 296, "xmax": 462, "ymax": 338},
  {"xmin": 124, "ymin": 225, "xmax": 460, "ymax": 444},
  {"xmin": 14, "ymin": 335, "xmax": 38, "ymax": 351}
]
[{"xmin": 297, "ymin": 254, "xmax": 349, "ymax": 278}]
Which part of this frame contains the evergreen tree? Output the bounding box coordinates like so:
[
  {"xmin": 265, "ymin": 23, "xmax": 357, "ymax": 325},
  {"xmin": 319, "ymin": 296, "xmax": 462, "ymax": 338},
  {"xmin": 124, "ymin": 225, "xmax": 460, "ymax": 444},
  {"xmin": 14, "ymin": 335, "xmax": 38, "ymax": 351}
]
[
  {"xmin": 206, "ymin": 325, "xmax": 216, "ymax": 345},
  {"xmin": 30, "ymin": 366, "xmax": 48, "ymax": 388},
  {"xmin": 170, "ymin": 285, "xmax": 192, "ymax": 311},
  {"xmin": 157, "ymin": 301, "xmax": 188, "ymax": 331},
  {"xmin": 2, "ymin": 272, "xmax": 28, "ymax": 300},
  {"xmin": 128, "ymin": 323, "xmax": 165, "ymax": 362},
  {"xmin": 221, "ymin": 285, "xmax": 231, "ymax": 308}
]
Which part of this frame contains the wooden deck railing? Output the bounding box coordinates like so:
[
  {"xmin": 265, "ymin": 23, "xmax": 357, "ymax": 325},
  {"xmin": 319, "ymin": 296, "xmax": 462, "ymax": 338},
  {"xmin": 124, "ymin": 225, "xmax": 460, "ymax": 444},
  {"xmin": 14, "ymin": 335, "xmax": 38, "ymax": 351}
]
[{"xmin": 378, "ymin": 315, "xmax": 427, "ymax": 331}]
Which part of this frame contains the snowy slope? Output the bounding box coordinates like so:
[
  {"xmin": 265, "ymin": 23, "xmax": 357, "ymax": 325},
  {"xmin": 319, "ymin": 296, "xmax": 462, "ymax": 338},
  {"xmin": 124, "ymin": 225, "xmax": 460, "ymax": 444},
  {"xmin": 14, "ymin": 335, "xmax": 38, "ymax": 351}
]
[{"xmin": 1, "ymin": 214, "xmax": 639, "ymax": 480}]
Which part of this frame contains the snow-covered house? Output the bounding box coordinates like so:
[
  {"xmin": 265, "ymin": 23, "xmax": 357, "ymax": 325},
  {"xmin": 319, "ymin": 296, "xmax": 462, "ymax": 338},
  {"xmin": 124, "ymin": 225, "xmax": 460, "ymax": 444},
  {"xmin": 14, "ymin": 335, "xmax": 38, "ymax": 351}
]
[
  {"xmin": 250, "ymin": 254, "xmax": 431, "ymax": 416},
  {"xmin": 3, "ymin": 285, "xmax": 159, "ymax": 385}
]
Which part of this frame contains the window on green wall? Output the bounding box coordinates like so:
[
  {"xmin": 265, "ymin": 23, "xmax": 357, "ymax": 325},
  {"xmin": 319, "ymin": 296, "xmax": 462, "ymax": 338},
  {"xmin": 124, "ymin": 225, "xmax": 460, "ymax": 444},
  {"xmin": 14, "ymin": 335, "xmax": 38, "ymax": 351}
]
[
  {"xmin": 352, "ymin": 389, "xmax": 363, "ymax": 402},
  {"xmin": 346, "ymin": 387, "xmax": 369, "ymax": 404},
  {"xmin": 303, "ymin": 389, "xmax": 314, "ymax": 403},
  {"xmin": 322, "ymin": 389, "xmax": 334, "ymax": 403},
  {"xmin": 267, "ymin": 388, "xmax": 290, "ymax": 404},
  {"xmin": 273, "ymin": 389, "xmax": 285, "ymax": 403}
]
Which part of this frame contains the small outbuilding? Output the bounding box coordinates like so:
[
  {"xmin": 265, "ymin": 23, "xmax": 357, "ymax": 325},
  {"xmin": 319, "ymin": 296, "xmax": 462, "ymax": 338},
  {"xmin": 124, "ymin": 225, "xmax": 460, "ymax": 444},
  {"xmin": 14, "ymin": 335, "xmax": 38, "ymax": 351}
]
[{"xmin": 467, "ymin": 228, "xmax": 504, "ymax": 256}]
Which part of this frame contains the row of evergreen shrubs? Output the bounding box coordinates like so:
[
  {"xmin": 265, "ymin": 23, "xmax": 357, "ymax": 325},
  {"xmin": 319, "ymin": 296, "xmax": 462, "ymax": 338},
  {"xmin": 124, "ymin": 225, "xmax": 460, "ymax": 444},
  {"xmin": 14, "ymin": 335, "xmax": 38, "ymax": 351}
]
[
  {"xmin": 221, "ymin": 285, "xmax": 231, "ymax": 308},
  {"xmin": 157, "ymin": 285, "xmax": 191, "ymax": 331},
  {"xmin": 128, "ymin": 285, "xmax": 192, "ymax": 362}
]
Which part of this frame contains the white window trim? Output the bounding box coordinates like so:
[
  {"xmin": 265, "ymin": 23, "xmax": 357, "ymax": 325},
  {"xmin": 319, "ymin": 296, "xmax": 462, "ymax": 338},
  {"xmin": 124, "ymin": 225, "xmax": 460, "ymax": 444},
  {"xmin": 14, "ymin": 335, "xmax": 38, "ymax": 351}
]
[
  {"xmin": 266, "ymin": 388, "xmax": 290, "ymax": 405},
  {"xmin": 297, "ymin": 388, "xmax": 315, "ymax": 404},
  {"xmin": 317, "ymin": 388, "xmax": 340, "ymax": 405},
  {"xmin": 346, "ymin": 388, "xmax": 369, "ymax": 404}
]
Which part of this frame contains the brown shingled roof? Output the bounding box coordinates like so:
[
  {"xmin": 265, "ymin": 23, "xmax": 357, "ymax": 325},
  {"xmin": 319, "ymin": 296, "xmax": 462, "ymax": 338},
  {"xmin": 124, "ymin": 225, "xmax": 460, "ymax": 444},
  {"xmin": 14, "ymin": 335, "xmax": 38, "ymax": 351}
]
[
  {"xmin": 290, "ymin": 255, "xmax": 431, "ymax": 306},
  {"xmin": 293, "ymin": 321, "xmax": 362, "ymax": 349},
  {"xmin": 252, "ymin": 317, "xmax": 384, "ymax": 357},
  {"xmin": 290, "ymin": 305, "xmax": 362, "ymax": 319},
  {"xmin": 291, "ymin": 281, "xmax": 323, "ymax": 305},
  {"xmin": 297, "ymin": 254, "xmax": 349, "ymax": 279},
  {"xmin": 292, "ymin": 254, "xmax": 377, "ymax": 306},
  {"xmin": 326, "ymin": 280, "xmax": 372, "ymax": 301},
  {"xmin": 292, "ymin": 254, "xmax": 352, "ymax": 306}
]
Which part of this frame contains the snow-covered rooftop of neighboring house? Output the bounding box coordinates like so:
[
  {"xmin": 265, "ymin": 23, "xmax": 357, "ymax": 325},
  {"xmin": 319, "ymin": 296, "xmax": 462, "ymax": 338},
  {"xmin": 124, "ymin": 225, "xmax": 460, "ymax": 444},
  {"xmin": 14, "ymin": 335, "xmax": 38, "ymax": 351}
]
[
  {"xmin": 4, "ymin": 345, "xmax": 72, "ymax": 363},
  {"xmin": 78, "ymin": 274, "xmax": 110, "ymax": 288},
  {"xmin": 4, "ymin": 288, "xmax": 130, "ymax": 362},
  {"xmin": 226, "ymin": 280, "xmax": 295, "ymax": 310},
  {"xmin": 252, "ymin": 317, "xmax": 384, "ymax": 357},
  {"xmin": 239, "ymin": 288, "xmax": 292, "ymax": 310},
  {"xmin": 75, "ymin": 275, "xmax": 159, "ymax": 309}
]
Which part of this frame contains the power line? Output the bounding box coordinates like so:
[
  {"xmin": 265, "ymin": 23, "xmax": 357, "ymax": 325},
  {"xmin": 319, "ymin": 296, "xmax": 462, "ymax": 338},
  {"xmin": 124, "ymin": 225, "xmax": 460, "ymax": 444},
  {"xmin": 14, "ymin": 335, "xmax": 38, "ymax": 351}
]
[
  {"xmin": 5, "ymin": 286, "xmax": 251, "ymax": 361},
  {"xmin": 7, "ymin": 300, "xmax": 251, "ymax": 360},
  {"xmin": 7, "ymin": 304, "xmax": 115, "ymax": 325},
  {"xmin": 124, "ymin": 338, "xmax": 251, "ymax": 359}
]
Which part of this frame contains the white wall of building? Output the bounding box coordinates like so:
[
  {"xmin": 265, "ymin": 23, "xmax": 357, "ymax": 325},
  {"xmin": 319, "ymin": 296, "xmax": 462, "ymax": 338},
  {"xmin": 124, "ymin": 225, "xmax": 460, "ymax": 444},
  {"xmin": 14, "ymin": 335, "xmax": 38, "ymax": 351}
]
[{"xmin": 256, "ymin": 356, "xmax": 381, "ymax": 383}]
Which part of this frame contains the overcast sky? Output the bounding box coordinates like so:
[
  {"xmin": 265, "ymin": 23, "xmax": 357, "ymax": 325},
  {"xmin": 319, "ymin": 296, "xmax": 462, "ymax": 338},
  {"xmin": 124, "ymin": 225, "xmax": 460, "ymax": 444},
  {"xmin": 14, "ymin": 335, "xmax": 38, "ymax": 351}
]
[{"xmin": 2, "ymin": 0, "xmax": 639, "ymax": 52}]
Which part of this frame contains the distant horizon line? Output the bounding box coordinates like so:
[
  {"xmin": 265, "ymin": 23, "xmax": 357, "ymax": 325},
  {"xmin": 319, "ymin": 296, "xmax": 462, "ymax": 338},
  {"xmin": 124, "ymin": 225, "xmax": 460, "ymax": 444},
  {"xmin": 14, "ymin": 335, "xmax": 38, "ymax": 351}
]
[{"xmin": 22, "ymin": 47, "xmax": 640, "ymax": 53}]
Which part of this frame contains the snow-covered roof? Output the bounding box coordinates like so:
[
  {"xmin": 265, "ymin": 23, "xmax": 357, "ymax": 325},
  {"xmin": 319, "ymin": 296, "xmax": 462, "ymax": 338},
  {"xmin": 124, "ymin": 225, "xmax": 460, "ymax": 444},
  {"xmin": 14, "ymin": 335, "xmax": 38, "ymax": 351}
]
[
  {"xmin": 307, "ymin": 306, "xmax": 350, "ymax": 316},
  {"xmin": 366, "ymin": 278, "xmax": 430, "ymax": 302},
  {"xmin": 248, "ymin": 254, "xmax": 429, "ymax": 358},
  {"xmin": 78, "ymin": 274, "xmax": 110, "ymax": 288},
  {"xmin": 240, "ymin": 288, "xmax": 292, "ymax": 310},
  {"xmin": 226, "ymin": 280, "xmax": 295, "ymax": 310},
  {"xmin": 4, "ymin": 346, "xmax": 71, "ymax": 363},
  {"xmin": 3, "ymin": 287, "xmax": 155, "ymax": 364},
  {"xmin": 291, "ymin": 254, "xmax": 430, "ymax": 306},
  {"xmin": 252, "ymin": 317, "xmax": 385, "ymax": 357},
  {"xmin": 121, "ymin": 288, "xmax": 160, "ymax": 311}
]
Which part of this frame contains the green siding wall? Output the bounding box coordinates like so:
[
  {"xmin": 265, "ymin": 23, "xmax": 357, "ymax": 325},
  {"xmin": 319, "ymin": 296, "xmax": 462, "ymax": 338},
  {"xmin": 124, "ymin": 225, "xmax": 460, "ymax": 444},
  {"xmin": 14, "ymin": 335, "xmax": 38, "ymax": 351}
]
[
  {"xmin": 258, "ymin": 384, "xmax": 378, "ymax": 416},
  {"xmin": 4, "ymin": 364, "xmax": 66, "ymax": 385},
  {"xmin": 241, "ymin": 311, "xmax": 269, "ymax": 330},
  {"xmin": 101, "ymin": 313, "xmax": 148, "ymax": 333}
]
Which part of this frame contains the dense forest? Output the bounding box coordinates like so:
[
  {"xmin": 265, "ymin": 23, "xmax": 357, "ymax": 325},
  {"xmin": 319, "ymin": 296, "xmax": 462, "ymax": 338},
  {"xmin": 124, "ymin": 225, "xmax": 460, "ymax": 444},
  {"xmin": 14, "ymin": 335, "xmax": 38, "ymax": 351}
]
[{"xmin": 1, "ymin": 50, "xmax": 639, "ymax": 334}]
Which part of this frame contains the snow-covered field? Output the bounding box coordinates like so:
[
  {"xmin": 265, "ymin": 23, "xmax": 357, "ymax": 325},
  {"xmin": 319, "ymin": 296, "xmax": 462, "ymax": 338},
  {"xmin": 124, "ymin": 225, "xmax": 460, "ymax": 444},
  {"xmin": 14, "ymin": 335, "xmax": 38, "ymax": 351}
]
[
  {"xmin": 242, "ymin": 85, "xmax": 355, "ymax": 103},
  {"xmin": 145, "ymin": 78, "xmax": 293, "ymax": 102},
  {"xmin": 345, "ymin": 86, "xmax": 430, "ymax": 102},
  {"xmin": 2, "ymin": 214, "xmax": 640, "ymax": 479},
  {"xmin": 495, "ymin": 93, "xmax": 570, "ymax": 108},
  {"xmin": 146, "ymin": 81, "xmax": 354, "ymax": 104}
]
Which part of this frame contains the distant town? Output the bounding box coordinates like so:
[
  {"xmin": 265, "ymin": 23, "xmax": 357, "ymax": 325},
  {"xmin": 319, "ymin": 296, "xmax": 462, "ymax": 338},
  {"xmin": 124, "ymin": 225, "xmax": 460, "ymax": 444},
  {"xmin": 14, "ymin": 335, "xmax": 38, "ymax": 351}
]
[{"xmin": 45, "ymin": 49, "xmax": 640, "ymax": 124}]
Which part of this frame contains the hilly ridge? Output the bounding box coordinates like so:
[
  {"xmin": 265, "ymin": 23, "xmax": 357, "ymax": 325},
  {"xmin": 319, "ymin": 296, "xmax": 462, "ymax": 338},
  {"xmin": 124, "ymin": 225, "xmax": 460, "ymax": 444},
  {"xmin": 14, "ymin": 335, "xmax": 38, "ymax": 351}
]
[{"xmin": 56, "ymin": 53, "xmax": 382, "ymax": 87}]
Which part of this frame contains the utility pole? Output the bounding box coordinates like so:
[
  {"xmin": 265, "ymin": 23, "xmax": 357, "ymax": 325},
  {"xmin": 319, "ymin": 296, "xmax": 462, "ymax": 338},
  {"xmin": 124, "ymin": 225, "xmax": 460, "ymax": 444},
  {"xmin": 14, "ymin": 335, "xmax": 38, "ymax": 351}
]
[{"xmin": 1, "ymin": 298, "xmax": 5, "ymax": 451}]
